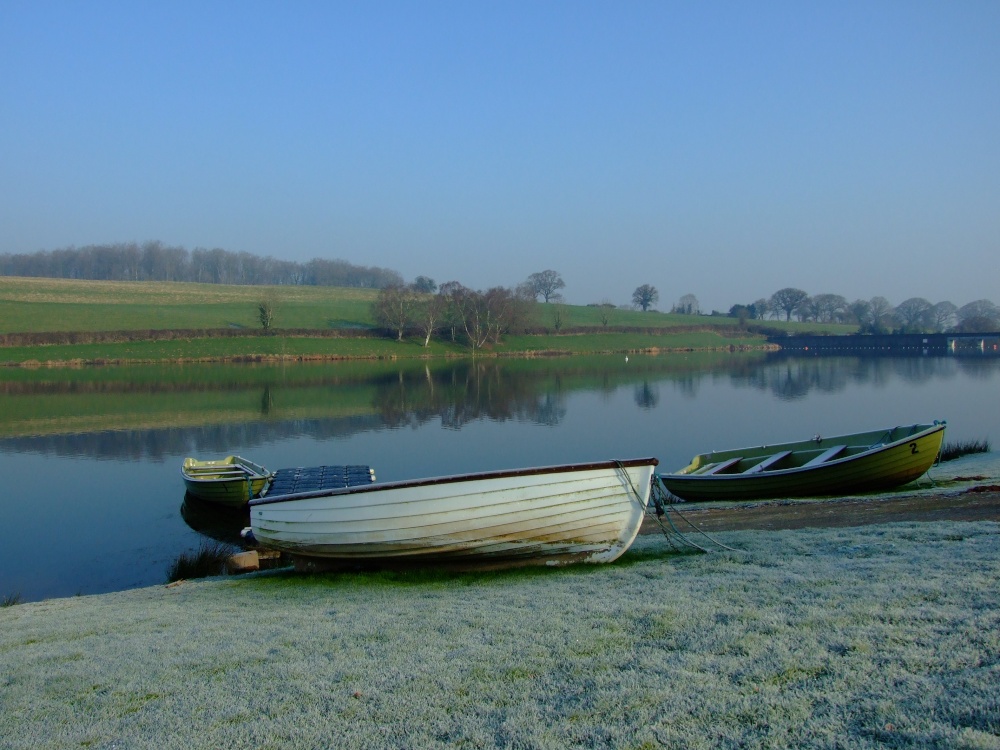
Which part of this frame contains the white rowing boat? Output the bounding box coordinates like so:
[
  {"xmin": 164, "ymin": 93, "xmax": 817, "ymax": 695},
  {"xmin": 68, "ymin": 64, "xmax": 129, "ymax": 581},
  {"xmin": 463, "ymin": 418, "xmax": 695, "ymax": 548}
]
[{"xmin": 247, "ymin": 458, "xmax": 658, "ymax": 569}]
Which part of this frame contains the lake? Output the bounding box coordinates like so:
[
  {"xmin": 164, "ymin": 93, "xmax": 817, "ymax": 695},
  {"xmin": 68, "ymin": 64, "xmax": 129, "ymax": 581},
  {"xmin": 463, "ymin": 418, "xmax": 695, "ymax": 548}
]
[{"xmin": 2, "ymin": 351, "xmax": 998, "ymax": 603}]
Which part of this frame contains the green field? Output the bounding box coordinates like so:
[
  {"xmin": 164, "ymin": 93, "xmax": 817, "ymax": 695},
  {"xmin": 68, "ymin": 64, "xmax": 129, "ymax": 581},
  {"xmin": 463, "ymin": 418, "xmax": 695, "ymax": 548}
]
[
  {"xmin": 0, "ymin": 276, "xmax": 378, "ymax": 332},
  {"xmin": 0, "ymin": 276, "xmax": 853, "ymax": 364}
]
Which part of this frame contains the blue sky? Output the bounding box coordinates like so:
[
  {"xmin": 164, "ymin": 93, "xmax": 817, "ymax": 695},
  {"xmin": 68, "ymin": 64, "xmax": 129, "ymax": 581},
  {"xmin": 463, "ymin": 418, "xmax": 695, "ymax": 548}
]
[{"xmin": 2, "ymin": 1, "xmax": 997, "ymax": 311}]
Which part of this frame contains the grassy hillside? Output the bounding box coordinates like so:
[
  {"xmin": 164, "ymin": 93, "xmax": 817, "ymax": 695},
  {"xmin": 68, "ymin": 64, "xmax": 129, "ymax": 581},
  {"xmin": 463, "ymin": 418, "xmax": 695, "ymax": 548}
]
[
  {"xmin": 0, "ymin": 276, "xmax": 377, "ymax": 332},
  {"xmin": 0, "ymin": 276, "xmax": 854, "ymax": 335},
  {"xmin": 0, "ymin": 276, "xmax": 855, "ymax": 366}
]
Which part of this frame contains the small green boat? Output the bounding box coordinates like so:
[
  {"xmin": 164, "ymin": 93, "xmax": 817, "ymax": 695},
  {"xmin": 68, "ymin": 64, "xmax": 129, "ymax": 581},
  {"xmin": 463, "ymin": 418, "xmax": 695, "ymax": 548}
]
[
  {"xmin": 658, "ymin": 422, "xmax": 946, "ymax": 502},
  {"xmin": 181, "ymin": 456, "xmax": 273, "ymax": 507}
]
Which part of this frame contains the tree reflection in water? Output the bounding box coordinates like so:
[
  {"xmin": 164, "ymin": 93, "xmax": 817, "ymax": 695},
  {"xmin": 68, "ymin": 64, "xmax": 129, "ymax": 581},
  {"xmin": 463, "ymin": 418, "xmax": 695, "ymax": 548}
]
[{"xmin": 0, "ymin": 352, "xmax": 994, "ymax": 460}]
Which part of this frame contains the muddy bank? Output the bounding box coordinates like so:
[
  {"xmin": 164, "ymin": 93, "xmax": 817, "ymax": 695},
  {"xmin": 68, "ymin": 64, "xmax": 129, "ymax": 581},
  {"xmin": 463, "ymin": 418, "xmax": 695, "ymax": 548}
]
[{"xmin": 641, "ymin": 486, "xmax": 1000, "ymax": 534}]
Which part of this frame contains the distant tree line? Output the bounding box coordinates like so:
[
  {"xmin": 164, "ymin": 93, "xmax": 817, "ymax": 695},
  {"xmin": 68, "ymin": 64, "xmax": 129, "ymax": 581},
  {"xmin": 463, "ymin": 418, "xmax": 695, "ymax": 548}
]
[
  {"xmin": 727, "ymin": 287, "xmax": 999, "ymax": 334},
  {"xmin": 623, "ymin": 282, "xmax": 998, "ymax": 334},
  {"xmin": 0, "ymin": 242, "xmax": 404, "ymax": 288}
]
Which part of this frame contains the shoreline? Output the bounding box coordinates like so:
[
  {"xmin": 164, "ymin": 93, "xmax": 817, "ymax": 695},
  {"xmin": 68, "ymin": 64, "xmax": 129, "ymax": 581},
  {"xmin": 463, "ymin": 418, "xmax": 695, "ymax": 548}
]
[{"xmin": 0, "ymin": 342, "xmax": 775, "ymax": 369}]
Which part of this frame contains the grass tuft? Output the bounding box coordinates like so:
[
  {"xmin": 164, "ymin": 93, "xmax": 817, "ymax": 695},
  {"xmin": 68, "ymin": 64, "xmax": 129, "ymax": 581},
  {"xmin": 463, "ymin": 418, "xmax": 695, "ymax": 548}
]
[
  {"xmin": 166, "ymin": 541, "xmax": 235, "ymax": 582},
  {"xmin": 1, "ymin": 592, "xmax": 22, "ymax": 607},
  {"xmin": 940, "ymin": 439, "xmax": 991, "ymax": 462}
]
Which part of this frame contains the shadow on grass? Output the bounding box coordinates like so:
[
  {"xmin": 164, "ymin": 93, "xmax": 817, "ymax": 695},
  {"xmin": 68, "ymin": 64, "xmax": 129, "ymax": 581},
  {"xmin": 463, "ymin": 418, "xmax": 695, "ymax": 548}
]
[{"xmin": 231, "ymin": 542, "xmax": 698, "ymax": 596}]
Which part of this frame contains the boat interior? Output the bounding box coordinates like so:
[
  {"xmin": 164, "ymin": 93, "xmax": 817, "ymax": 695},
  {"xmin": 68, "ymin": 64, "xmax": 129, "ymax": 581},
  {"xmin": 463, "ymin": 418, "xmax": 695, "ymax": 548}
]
[{"xmin": 676, "ymin": 424, "xmax": 938, "ymax": 476}]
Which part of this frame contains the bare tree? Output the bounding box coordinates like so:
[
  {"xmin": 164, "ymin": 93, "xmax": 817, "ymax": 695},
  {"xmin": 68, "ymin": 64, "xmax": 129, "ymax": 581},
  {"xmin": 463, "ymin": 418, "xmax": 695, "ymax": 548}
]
[
  {"xmin": 729, "ymin": 304, "xmax": 751, "ymax": 326},
  {"xmin": 927, "ymin": 301, "xmax": 957, "ymax": 332},
  {"xmin": 632, "ymin": 284, "xmax": 658, "ymax": 312},
  {"xmin": 551, "ymin": 307, "xmax": 563, "ymax": 331},
  {"xmin": 894, "ymin": 297, "xmax": 933, "ymax": 331},
  {"xmin": 525, "ymin": 270, "xmax": 566, "ymax": 303},
  {"xmin": 257, "ymin": 295, "xmax": 276, "ymax": 332},
  {"xmin": 865, "ymin": 296, "xmax": 895, "ymax": 333},
  {"xmin": 412, "ymin": 293, "xmax": 446, "ymax": 347},
  {"xmin": 453, "ymin": 288, "xmax": 493, "ymax": 351},
  {"xmin": 812, "ymin": 294, "xmax": 848, "ymax": 323},
  {"xmin": 675, "ymin": 293, "xmax": 699, "ymax": 315},
  {"xmin": 955, "ymin": 299, "xmax": 1000, "ymax": 332},
  {"xmin": 411, "ymin": 276, "xmax": 437, "ymax": 293},
  {"xmin": 372, "ymin": 285, "xmax": 417, "ymax": 341},
  {"xmin": 437, "ymin": 281, "xmax": 470, "ymax": 342},
  {"xmin": 597, "ymin": 299, "xmax": 615, "ymax": 326},
  {"xmin": 847, "ymin": 299, "xmax": 871, "ymax": 327},
  {"xmin": 769, "ymin": 288, "xmax": 809, "ymax": 321}
]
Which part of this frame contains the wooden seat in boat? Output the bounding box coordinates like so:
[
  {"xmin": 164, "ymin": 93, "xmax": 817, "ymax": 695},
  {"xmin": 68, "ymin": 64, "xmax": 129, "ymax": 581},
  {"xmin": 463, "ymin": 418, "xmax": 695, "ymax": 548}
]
[
  {"xmin": 804, "ymin": 445, "xmax": 847, "ymax": 467},
  {"xmin": 694, "ymin": 456, "xmax": 744, "ymax": 475},
  {"xmin": 743, "ymin": 450, "xmax": 792, "ymax": 474}
]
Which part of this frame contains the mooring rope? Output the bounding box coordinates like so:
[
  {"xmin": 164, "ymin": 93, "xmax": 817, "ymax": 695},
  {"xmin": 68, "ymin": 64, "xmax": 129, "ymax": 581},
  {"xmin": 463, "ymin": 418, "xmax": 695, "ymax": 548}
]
[
  {"xmin": 611, "ymin": 461, "xmax": 739, "ymax": 553},
  {"xmin": 649, "ymin": 475, "xmax": 740, "ymax": 552}
]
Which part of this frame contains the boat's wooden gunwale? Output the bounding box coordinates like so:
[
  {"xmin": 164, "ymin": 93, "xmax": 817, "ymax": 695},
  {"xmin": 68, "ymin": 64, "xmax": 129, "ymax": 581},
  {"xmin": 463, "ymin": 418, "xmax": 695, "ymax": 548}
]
[{"xmin": 251, "ymin": 457, "xmax": 658, "ymax": 507}]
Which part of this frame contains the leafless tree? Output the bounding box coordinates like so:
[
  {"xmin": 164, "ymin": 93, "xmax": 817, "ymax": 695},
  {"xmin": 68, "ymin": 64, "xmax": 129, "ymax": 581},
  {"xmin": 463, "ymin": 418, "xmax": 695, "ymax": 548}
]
[
  {"xmin": 927, "ymin": 301, "xmax": 957, "ymax": 332},
  {"xmin": 597, "ymin": 299, "xmax": 615, "ymax": 326},
  {"xmin": 675, "ymin": 293, "xmax": 699, "ymax": 314},
  {"xmin": 632, "ymin": 284, "xmax": 658, "ymax": 311},
  {"xmin": 894, "ymin": 297, "xmax": 933, "ymax": 331},
  {"xmin": 412, "ymin": 293, "xmax": 447, "ymax": 347},
  {"xmin": 955, "ymin": 299, "xmax": 1000, "ymax": 332},
  {"xmin": 812, "ymin": 294, "xmax": 848, "ymax": 323},
  {"xmin": 257, "ymin": 294, "xmax": 277, "ymax": 331},
  {"xmin": 525, "ymin": 270, "xmax": 565, "ymax": 303},
  {"xmin": 769, "ymin": 288, "xmax": 809, "ymax": 321},
  {"xmin": 865, "ymin": 296, "xmax": 895, "ymax": 333},
  {"xmin": 372, "ymin": 285, "xmax": 418, "ymax": 341}
]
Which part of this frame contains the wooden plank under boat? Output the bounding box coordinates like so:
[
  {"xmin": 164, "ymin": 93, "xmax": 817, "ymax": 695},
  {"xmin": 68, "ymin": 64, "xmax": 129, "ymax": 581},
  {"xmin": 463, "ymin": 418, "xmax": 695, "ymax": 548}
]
[
  {"xmin": 247, "ymin": 458, "xmax": 658, "ymax": 568},
  {"xmin": 657, "ymin": 422, "xmax": 946, "ymax": 502},
  {"xmin": 181, "ymin": 456, "xmax": 273, "ymax": 507}
]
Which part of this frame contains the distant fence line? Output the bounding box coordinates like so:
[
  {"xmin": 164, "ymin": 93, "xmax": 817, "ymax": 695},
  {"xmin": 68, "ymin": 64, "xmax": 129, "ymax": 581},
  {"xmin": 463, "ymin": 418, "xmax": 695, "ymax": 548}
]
[
  {"xmin": 0, "ymin": 324, "xmax": 773, "ymax": 348},
  {"xmin": 0, "ymin": 328, "xmax": 384, "ymax": 347}
]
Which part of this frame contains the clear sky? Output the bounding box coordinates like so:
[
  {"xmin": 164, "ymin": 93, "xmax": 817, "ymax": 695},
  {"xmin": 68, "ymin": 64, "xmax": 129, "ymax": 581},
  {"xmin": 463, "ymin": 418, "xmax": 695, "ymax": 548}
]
[{"xmin": 2, "ymin": 1, "xmax": 997, "ymax": 311}]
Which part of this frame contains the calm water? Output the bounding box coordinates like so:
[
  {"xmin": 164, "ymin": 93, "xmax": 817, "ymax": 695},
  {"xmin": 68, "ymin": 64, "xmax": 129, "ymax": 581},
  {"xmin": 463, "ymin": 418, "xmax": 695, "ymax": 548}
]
[{"xmin": 2, "ymin": 352, "xmax": 998, "ymax": 602}]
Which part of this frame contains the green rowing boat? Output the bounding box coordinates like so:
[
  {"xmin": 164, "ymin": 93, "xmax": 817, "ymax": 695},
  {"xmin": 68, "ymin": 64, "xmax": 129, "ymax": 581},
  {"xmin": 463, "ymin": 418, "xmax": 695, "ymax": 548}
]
[
  {"xmin": 181, "ymin": 456, "xmax": 273, "ymax": 507},
  {"xmin": 658, "ymin": 422, "xmax": 946, "ymax": 502}
]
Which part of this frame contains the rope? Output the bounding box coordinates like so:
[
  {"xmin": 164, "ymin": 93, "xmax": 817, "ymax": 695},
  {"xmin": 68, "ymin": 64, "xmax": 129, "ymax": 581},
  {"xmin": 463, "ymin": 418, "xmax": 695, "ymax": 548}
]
[
  {"xmin": 612, "ymin": 462, "xmax": 739, "ymax": 553},
  {"xmin": 649, "ymin": 475, "xmax": 740, "ymax": 553},
  {"xmin": 613, "ymin": 459, "xmax": 653, "ymax": 510}
]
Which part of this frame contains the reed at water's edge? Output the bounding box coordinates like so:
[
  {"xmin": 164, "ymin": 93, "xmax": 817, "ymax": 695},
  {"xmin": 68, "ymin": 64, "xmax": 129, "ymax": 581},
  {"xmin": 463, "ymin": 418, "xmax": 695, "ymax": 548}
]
[{"xmin": 941, "ymin": 438, "xmax": 992, "ymax": 462}]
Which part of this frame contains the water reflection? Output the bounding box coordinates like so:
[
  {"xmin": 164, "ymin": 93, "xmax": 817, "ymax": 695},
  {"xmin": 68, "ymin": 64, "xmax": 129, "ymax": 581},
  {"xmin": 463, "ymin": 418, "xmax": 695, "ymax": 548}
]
[
  {"xmin": 0, "ymin": 354, "xmax": 996, "ymax": 461},
  {"xmin": 734, "ymin": 354, "xmax": 990, "ymax": 401},
  {"xmin": 180, "ymin": 494, "xmax": 250, "ymax": 546},
  {"xmin": 634, "ymin": 382, "xmax": 659, "ymax": 409},
  {"xmin": 371, "ymin": 361, "xmax": 574, "ymax": 429}
]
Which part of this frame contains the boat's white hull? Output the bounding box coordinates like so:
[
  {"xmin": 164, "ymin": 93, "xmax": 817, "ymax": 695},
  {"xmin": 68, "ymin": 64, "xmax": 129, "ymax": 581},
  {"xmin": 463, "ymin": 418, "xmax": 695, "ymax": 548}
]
[{"xmin": 249, "ymin": 458, "xmax": 657, "ymax": 567}]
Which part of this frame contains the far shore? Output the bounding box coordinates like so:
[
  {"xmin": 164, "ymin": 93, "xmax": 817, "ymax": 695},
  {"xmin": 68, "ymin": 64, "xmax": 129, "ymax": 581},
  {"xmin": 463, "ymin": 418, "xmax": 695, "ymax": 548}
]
[{"xmin": 0, "ymin": 329, "xmax": 775, "ymax": 368}]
